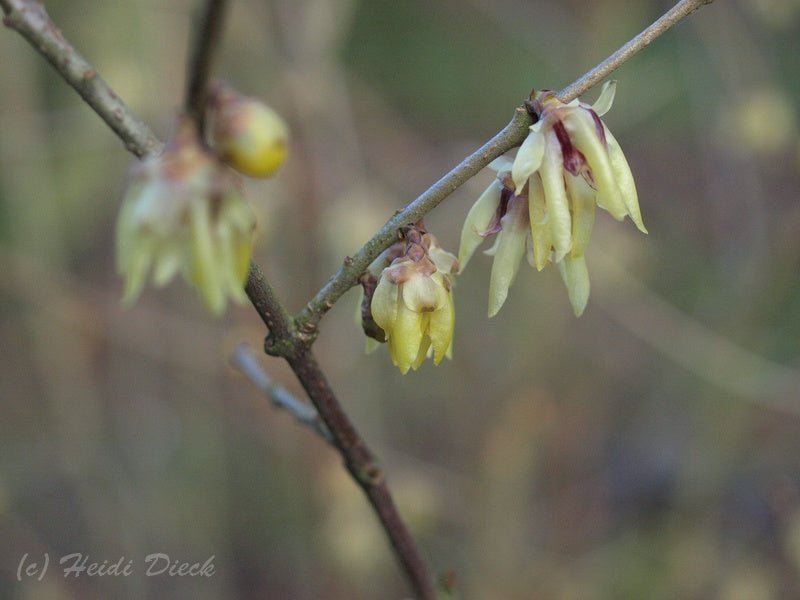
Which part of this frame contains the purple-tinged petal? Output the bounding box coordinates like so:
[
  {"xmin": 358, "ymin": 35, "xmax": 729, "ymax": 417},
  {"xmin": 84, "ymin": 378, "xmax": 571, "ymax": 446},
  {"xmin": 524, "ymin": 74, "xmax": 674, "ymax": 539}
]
[
  {"xmin": 563, "ymin": 110, "xmax": 626, "ymax": 221},
  {"xmin": 487, "ymin": 197, "xmax": 529, "ymax": 317}
]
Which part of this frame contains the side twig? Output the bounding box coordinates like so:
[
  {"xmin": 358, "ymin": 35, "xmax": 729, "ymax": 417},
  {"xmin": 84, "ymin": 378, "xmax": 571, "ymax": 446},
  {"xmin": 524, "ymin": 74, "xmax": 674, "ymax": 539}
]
[{"xmin": 230, "ymin": 343, "xmax": 333, "ymax": 444}]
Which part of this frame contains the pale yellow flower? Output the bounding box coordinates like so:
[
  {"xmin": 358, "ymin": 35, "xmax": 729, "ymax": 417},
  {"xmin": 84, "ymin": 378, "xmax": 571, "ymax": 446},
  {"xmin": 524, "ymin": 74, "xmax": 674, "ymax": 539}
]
[
  {"xmin": 370, "ymin": 228, "xmax": 457, "ymax": 374},
  {"xmin": 116, "ymin": 118, "xmax": 255, "ymax": 315},
  {"xmin": 459, "ymin": 81, "xmax": 646, "ymax": 317}
]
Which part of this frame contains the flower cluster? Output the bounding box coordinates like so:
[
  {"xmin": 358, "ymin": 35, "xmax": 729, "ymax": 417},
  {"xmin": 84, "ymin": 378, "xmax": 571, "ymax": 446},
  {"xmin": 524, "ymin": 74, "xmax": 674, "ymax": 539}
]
[
  {"xmin": 117, "ymin": 84, "xmax": 289, "ymax": 315},
  {"xmin": 367, "ymin": 226, "xmax": 458, "ymax": 374},
  {"xmin": 116, "ymin": 118, "xmax": 256, "ymax": 315},
  {"xmin": 459, "ymin": 81, "xmax": 646, "ymax": 317}
]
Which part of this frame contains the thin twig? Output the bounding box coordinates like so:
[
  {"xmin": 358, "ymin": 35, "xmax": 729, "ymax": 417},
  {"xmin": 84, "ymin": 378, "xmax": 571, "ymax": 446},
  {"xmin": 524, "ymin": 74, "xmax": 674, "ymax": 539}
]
[
  {"xmin": 230, "ymin": 343, "xmax": 333, "ymax": 444},
  {"xmin": 557, "ymin": 0, "xmax": 714, "ymax": 103},
  {"xmin": 294, "ymin": 0, "xmax": 715, "ymax": 334},
  {"xmin": 0, "ymin": 0, "xmax": 162, "ymax": 158},
  {"xmin": 284, "ymin": 348, "xmax": 438, "ymax": 600},
  {"xmin": 185, "ymin": 0, "xmax": 228, "ymax": 134}
]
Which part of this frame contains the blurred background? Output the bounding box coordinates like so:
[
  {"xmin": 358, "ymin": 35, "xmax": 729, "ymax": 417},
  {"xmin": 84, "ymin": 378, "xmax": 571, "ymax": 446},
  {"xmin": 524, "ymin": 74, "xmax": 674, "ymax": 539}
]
[{"xmin": 1, "ymin": 0, "xmax": 799, "ymax": 598}]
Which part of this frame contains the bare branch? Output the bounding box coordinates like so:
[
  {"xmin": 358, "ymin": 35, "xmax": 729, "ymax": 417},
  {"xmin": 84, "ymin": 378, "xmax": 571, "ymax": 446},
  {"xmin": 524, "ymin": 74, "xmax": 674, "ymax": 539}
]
[
  {"xmin": 185, "ymin": 0, "xmax": 229, "ymax": 133},
  {"xmin": 245, "ymin": 266, "xmax": 439, "ymax": 599},
  {"xmin": 0, "ymin": 0, "xmax": 162, "ymax": 158},
  {"xmin": 284, "ymin": 348, "xmax": 437, "ymax": 600},
  {"xmin": 230, "ymin": 344, "xmax": 333, "ymax": 444},
  {"xmin": 557, "ymin": 0, "xmax": 714, "ymax": 103}
]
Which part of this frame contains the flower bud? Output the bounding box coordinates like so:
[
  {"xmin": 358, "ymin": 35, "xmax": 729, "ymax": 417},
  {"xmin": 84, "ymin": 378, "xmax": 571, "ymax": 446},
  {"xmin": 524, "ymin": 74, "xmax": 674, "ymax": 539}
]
[{"xmin": 209, "ymin": 82, "xmax": 288, "ymax": 178}]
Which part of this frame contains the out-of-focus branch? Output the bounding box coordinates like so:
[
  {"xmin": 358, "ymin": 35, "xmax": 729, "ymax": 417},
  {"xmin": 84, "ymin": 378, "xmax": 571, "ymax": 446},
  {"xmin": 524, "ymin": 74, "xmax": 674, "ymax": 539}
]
[
  {"xmin": 0, "ymin": 0, "xmax": 162, "ymax": 158},
  {"xmin": 294, "ymin": 0, "xmax": 715, "ymax": 334},
  {"xmin": 184, "ymin": 0, "xmax": 228, "ymax": 133},
  {"xmin": 230, "ymin": 343, "xmax": 333, "ymax": 444}
]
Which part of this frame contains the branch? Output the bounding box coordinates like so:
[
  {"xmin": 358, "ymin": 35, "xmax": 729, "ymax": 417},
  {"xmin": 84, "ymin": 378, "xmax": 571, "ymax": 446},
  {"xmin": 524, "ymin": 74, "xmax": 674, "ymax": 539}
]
[
  {"xmin": 230, "ymin": 343, "xmax": 333, "ymax": 444},
  {"xmin": 244, "ymin": 266, "xmax": 439, "ymax": 599},
  {"xmin": 294, "ymin": 0, "xmax": 715, "ymax": 334},
  {"xmin": 0, "ymin": 0, "xmax": 162, "ymax": 158},
  {"xmin": 185, "ymin": 0, "xmax": 228, "ymax": 133},
  {"xmin": 556, "ymin": 0, "xmax": 714, "ymax": 103},
  {"xmin": 284, "ymin": 348, "xmax": 437, "ymax": 600}
]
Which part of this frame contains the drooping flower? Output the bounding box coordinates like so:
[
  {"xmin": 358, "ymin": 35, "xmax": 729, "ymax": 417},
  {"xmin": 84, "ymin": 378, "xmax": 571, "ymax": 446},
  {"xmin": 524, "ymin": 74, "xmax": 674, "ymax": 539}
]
[
  {"xmin": 208, "ymin": 82, "xmax": 289, "ymax": 178},
  {"xmin": 116, "ymin": 117, "xmax": 255, "ymax": 315},
  {"xmin": 369, "ymin": 226, "xmax": 457, "ymax": 374},
  {"xmin": 459, "ymin": 81, "xmax": 646, "ymax": 317}
]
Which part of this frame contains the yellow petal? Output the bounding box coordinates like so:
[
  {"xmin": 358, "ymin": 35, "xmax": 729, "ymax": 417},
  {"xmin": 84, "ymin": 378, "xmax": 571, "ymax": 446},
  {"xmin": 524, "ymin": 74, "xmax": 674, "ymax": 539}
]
[
  {"xmin": 152, "ymin": 245, "xmax": 184, "ymax": 287},
  {"xmin": 428, "ymin": 245, "xmax": 458, "ymax": 275},
  {"xmin": 412, "ymin": 329, "xmax": 431, "ymax": 371},
  {"xmin": 558, "ymin": 255, "xmax": 590, "ymax": 317},
  {"xmin": 388, "ymin": 303, "xmax": 425, "ymax": 374},
  {"xmin": 428, "ymin": 290, "xmax": 455, "ymax": 364},
  {"xmin": 458, "ymin": 179, "xmax": 503, "ymax": 270},
  {"xmin": 527, "ymin": 174, "xmax": 552, "ymax": 271},
  {"xmin": 120, "ymin": 236, "xmax": 155, "ymax": 306},
  {"xmin": 218, "ymin": 224, "xmax": 248, "ymax": 304},
  {"xmin": 539, "ymin": 131, "xmax": 572, "ymax": 262},
  {"xmin": 189, "ymin": 200, "xmax": 226, "ymax": 315},
  {"xmin": 604, "ymin": 126, "xmax": 647, "ymax": 233},
  {"xmin": 511, "ymin": 130, "xmax": 545, "ymax": 194},
  {"xmin": 370, "ymin": 276, "xmax": 399, "ymax": 334},
  {"xmin": 564, "ymin": 173, "xmax": 596, "ymax": 258},
  {"xmin": 488, "ymin": 199, "xmax": 528, "ymax": 317}
]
